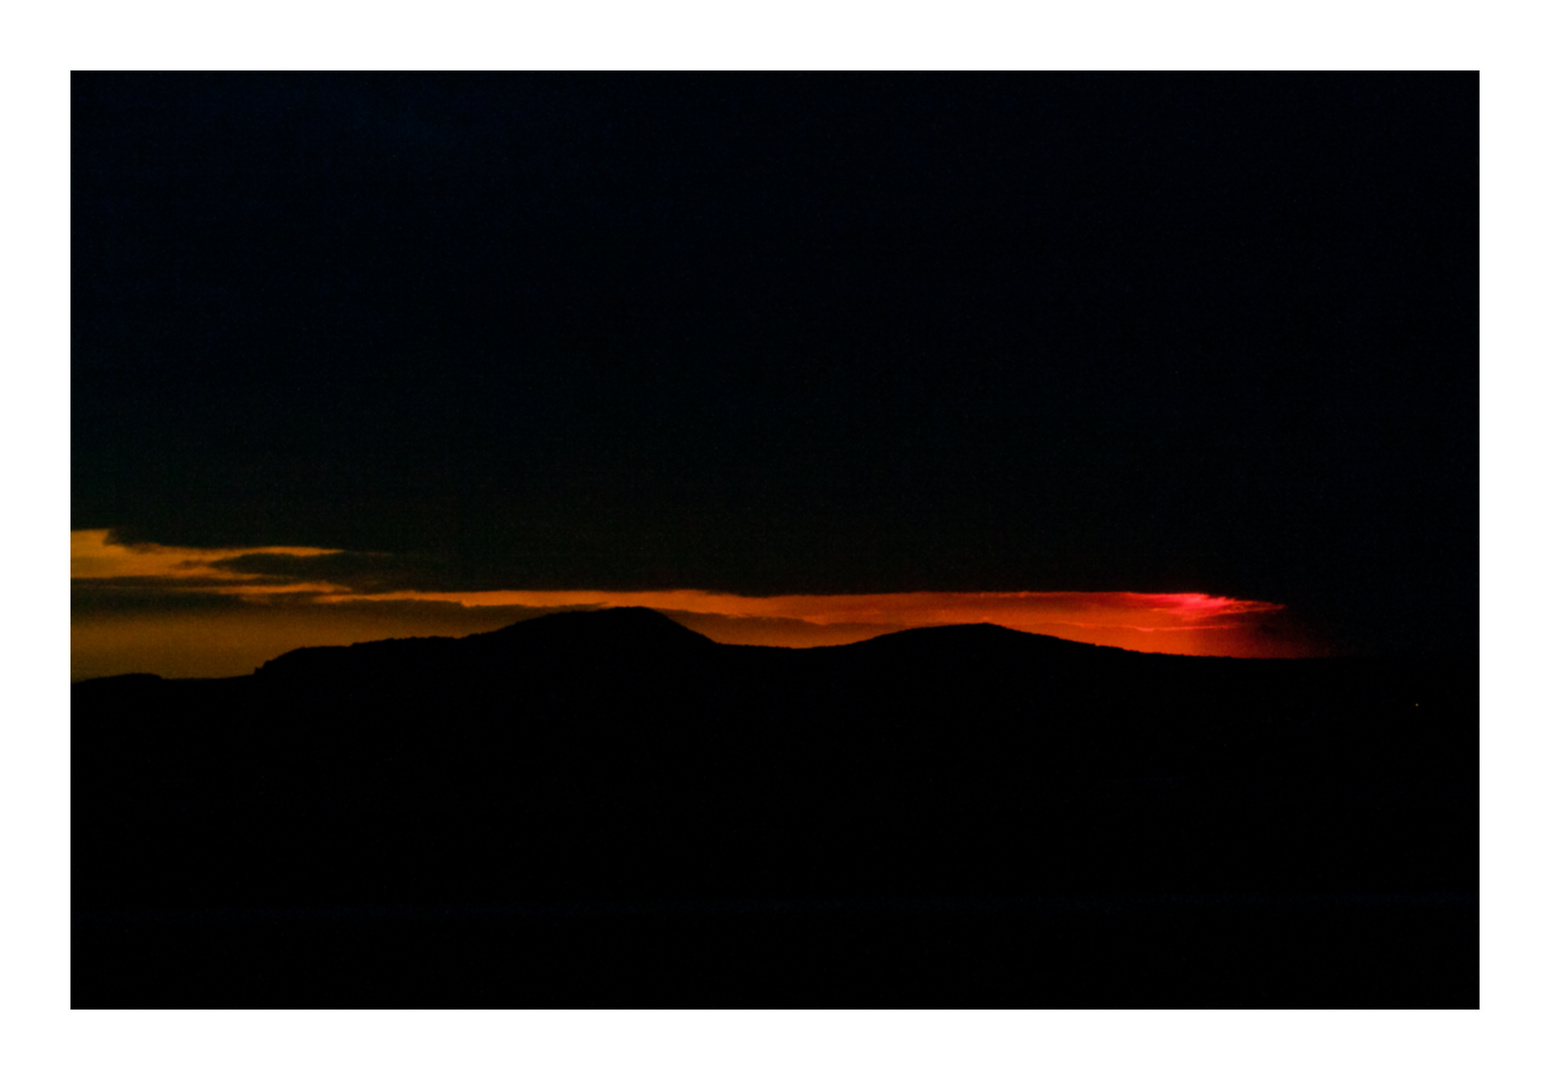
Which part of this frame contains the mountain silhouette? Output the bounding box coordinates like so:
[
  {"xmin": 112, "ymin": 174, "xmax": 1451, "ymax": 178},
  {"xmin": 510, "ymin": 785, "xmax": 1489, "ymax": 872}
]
[
  {"xmin": 253, "ymin": 605, "xmax": 717, "ymax": 683},
  {"xmin": 73, "ymin": 607, "xmax": 1477, "ymax": 1007}
]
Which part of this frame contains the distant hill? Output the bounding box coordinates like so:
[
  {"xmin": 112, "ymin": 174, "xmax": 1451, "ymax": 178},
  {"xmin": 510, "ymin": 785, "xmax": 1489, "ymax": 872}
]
[{"xmin": 252, "ymin": 605, "xmax": 718, "ymax": 680}]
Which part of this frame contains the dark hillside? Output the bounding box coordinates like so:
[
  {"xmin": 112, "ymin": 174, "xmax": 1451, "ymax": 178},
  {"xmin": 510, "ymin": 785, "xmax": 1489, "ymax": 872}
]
[{"xmin": 73, "ymin": 607, "xmax": 1477, "ymax": 1006}]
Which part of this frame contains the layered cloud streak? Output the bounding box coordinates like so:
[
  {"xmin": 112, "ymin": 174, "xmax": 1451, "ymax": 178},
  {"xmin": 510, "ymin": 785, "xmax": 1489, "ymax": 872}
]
[{"xmin": 72, "ymin": 530, "xmax": 1318, "ymax": 678}]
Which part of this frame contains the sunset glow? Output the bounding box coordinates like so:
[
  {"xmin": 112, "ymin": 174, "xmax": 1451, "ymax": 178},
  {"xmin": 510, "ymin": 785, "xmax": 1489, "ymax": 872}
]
[
  {"xmin": 71, "ymin": 530, "xmax": 1321, "ymax": 679},
  {"xmin": 310, "ymin": 587, "xmax": 1295, "ymax": 654}
]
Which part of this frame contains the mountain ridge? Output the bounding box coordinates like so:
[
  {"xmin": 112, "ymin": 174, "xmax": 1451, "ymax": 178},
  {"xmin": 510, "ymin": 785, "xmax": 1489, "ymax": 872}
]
[{"xmin": 105, "ymin": 606, "xmax": 1186, "ymax": 687}]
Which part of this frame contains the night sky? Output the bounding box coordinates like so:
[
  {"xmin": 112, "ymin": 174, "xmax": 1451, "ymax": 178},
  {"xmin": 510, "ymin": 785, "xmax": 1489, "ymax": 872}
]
[{"xmin": 71, "ymin": 73, "xmax": 1478, "ymax": 673}]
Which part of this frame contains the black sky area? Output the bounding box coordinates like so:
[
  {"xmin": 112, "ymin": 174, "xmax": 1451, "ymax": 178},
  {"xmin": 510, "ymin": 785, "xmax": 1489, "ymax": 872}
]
[{"xmin": 72, "ymin": 72, "xmax": 1478, "ymax": 655}]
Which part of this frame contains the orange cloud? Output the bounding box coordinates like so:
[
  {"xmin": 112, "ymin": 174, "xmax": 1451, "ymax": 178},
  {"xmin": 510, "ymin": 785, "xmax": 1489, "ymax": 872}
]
[{"xmin": 70, "ymin": 529, "xmax": 350, "ymax": 596}]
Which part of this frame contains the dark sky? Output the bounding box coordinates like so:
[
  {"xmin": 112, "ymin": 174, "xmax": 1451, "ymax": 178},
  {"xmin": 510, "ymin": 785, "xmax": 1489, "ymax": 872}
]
[{"xmin": 72, "ymin": 72, "xmax": 1477, "ymax": 655}]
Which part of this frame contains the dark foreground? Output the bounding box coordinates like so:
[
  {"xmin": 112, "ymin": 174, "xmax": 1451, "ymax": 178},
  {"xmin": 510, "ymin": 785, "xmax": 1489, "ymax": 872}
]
[{"xmin": 73, "ymin": 608, "xmax": 1478, "ymax": 1007}]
